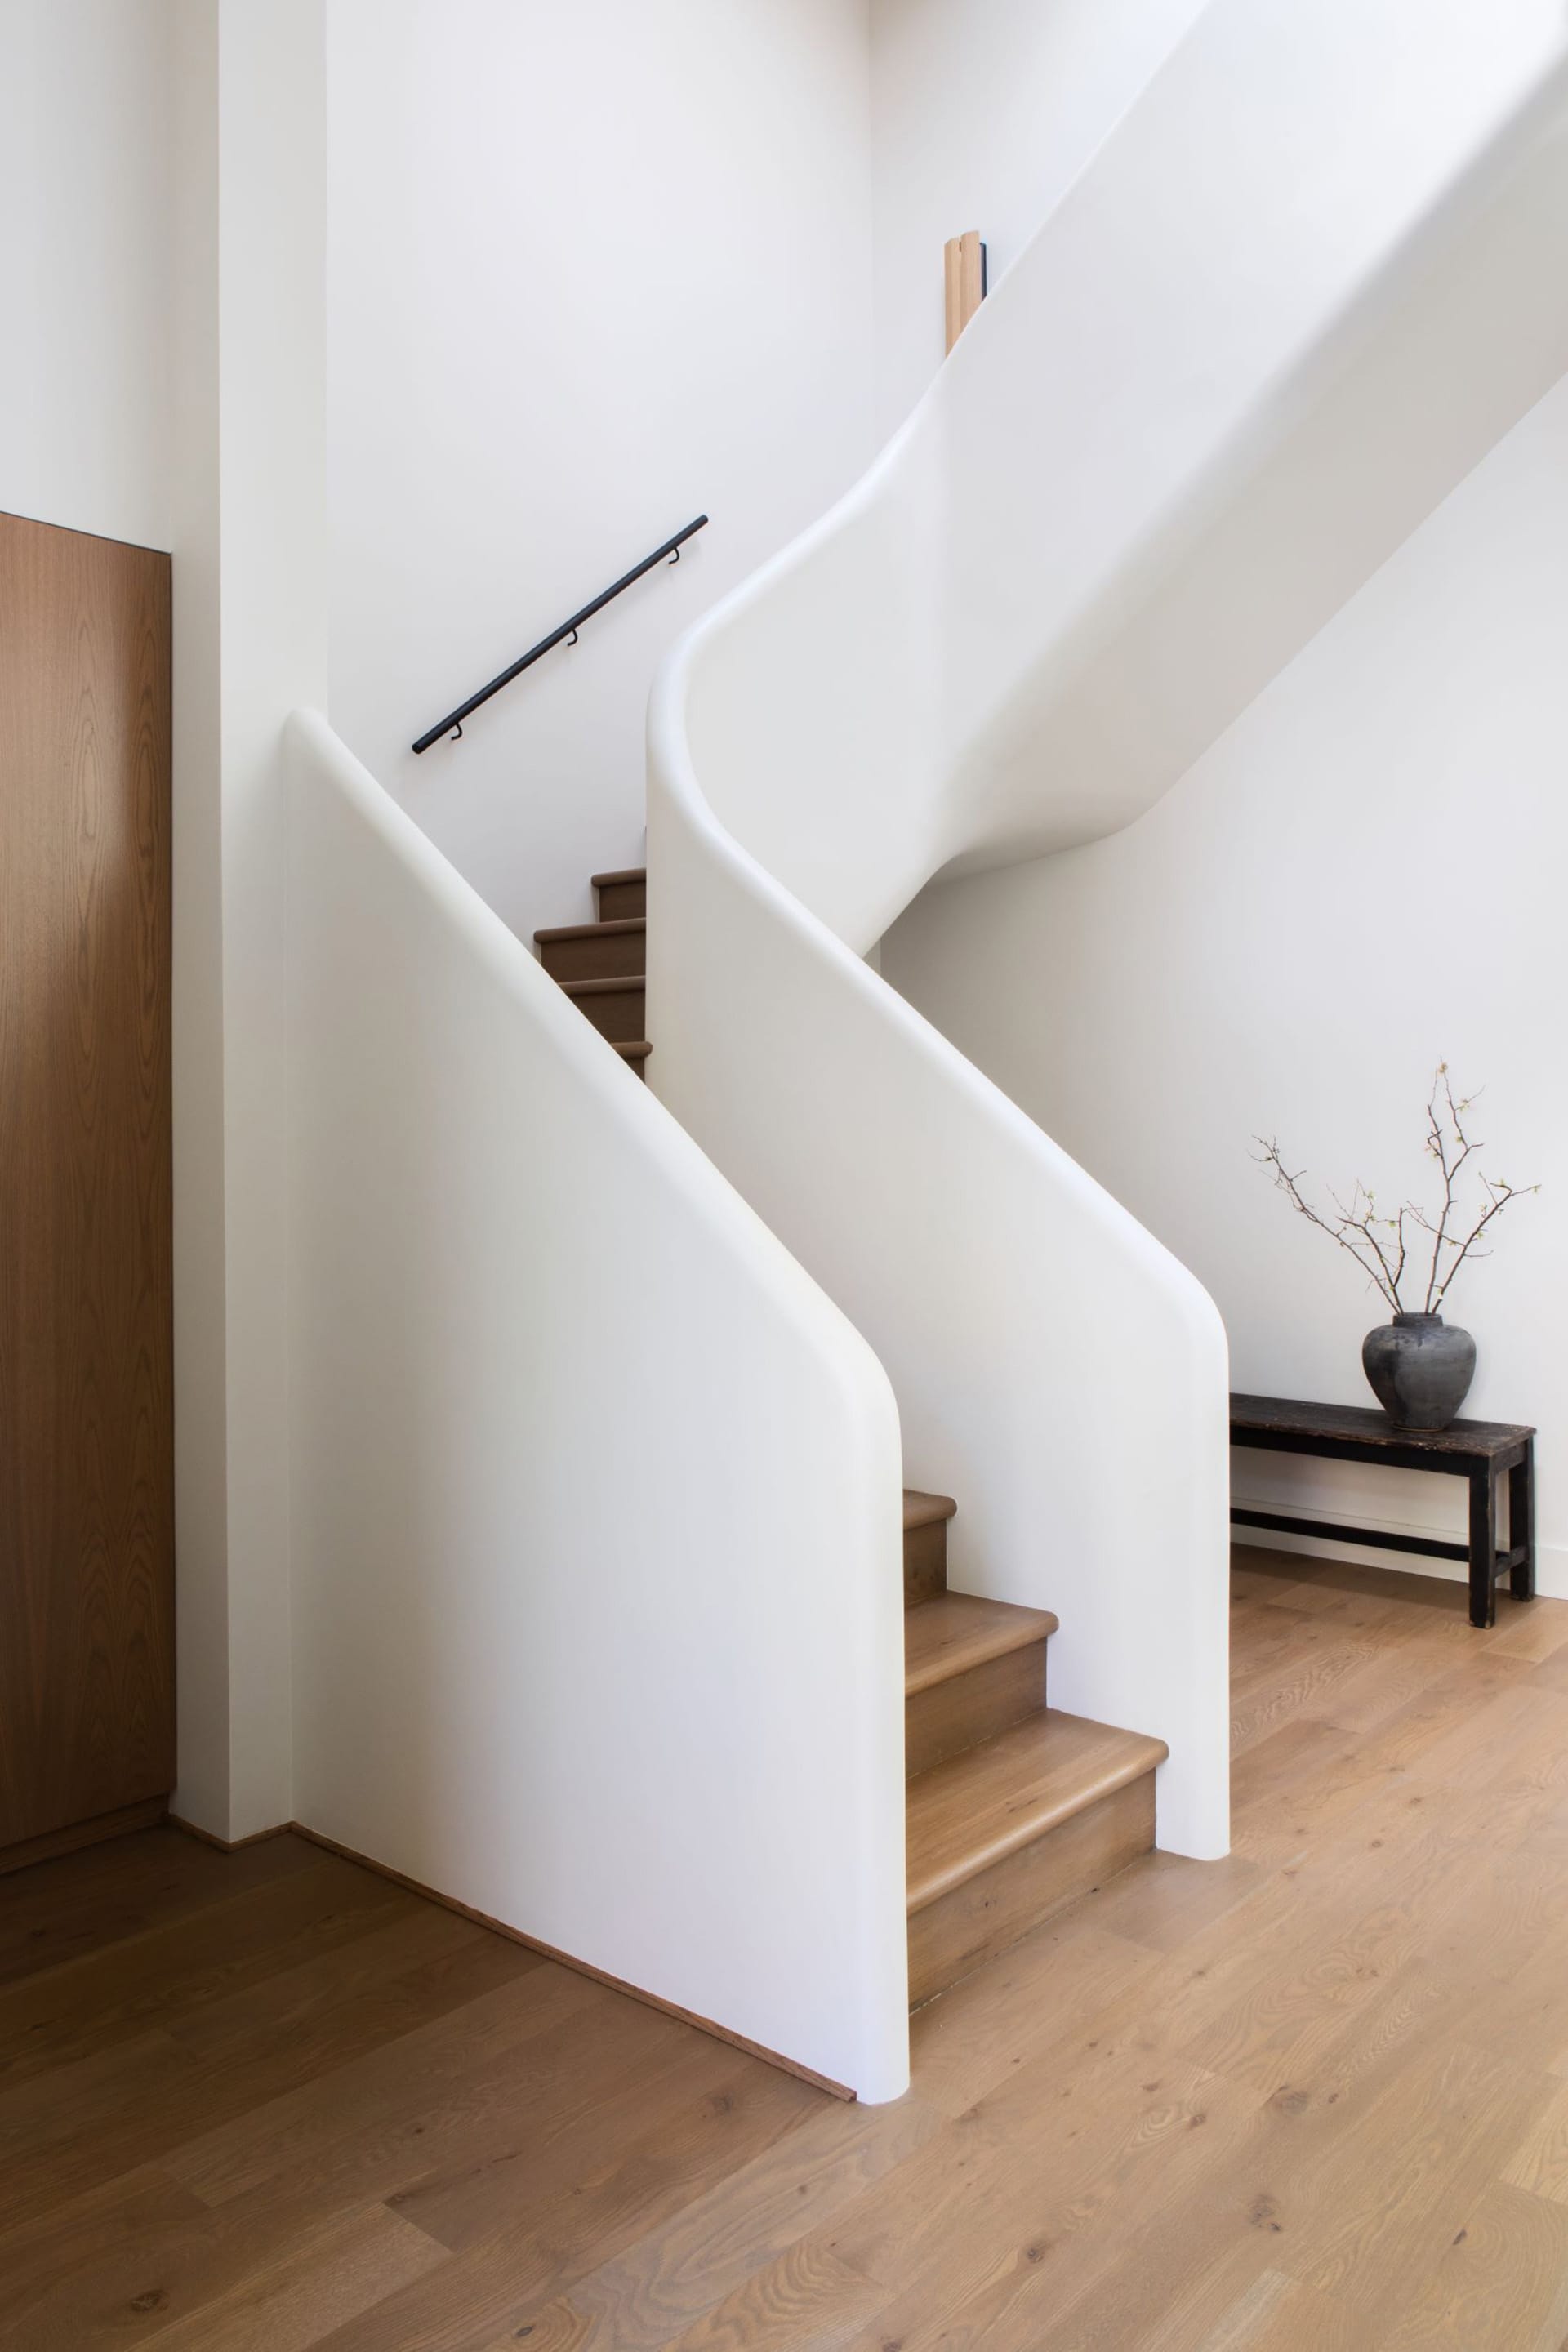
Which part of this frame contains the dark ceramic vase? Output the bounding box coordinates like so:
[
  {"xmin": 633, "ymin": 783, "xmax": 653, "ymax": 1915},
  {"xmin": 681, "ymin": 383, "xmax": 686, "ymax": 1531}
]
[{"xmin": 1361, "ymin": 1312, "xmax": 1476, "ymax": 1430}]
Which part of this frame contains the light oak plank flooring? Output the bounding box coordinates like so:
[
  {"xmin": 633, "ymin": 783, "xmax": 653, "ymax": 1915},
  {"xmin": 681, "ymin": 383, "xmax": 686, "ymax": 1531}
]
[{"xmin": 3, "ymin": 1544, "xmax": 1568, "ymax": 2348}]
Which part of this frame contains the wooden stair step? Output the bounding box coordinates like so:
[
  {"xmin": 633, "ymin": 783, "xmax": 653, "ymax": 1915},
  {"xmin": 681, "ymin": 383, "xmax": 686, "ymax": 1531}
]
[
  {"xmin": 902, "ymin": 1488, "xmax": 957, "ymax": 1608},
  {"xmin": 904, "ymin": 1592, "xmax": 1057, "ymax": 1698},
  {"xmin": 903, "ymin": 1490, "xmax": 957, "ymax": 1533},
  {"xmin": 534, "ymin": 916, "xmax": 646, "ymax": 982},
  {"xmin": 614, "ymin": 1040, "xmax": 652, "ymax": 1082},
  {"xmin": 536, "ymin": 917, "xmax": 645, "ymax": 942},
  {"xmin": 593, "ymin": 866, "xmax": 646, "ymax": 920},
  {"xmin": 905, "ymin": 1592, "xmax": 1057, "ymax": 1778},
  {"xmin": 906, "ymin": 1708, "xmax": 1166, "ymax": 1913},
  {"xmin": 560, "ymin": 973, "xmax": 645, "ymax": 1042},
  {"xmin": 906, "ymin": 1708, "xmax": 1165, "ymax": 2006}
]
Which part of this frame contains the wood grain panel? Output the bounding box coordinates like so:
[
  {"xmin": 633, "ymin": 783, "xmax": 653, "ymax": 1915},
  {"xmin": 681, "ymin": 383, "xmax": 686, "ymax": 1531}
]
[
  {"xmin": 943, "ymin": 229, "xmax": 986, "ymax": 352},
  {"xmin": 0, "ymin": 510, "xmax": 173, "ymax": 1851},
  {"xmin": 0, "ymin": 1796, "xmax": 167, "ymax": 1880}
]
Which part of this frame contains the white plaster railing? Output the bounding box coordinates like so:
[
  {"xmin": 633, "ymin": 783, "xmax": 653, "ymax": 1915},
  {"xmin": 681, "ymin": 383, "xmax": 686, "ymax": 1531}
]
[
  {"xmin": 648, "ymin": 0, "xmax": 1568, "ymax": 1863},
  {"xmin": 286, "ymin": 712, "xmax": 909, "ymax": 2101}
]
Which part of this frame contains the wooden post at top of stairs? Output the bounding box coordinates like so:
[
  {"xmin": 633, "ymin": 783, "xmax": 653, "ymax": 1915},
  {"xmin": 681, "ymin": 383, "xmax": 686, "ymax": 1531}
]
[{"xmin": 943, "ymin": 231, "xmax": 987, "ymax": 353}]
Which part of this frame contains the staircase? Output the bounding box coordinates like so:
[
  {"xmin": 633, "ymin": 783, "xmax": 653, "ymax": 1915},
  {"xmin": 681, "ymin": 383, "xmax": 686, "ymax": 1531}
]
[
  {"xmin": 310, "ymin": 5, "xmax": 1568, "ymax": 2105},
  {"xmin": 537, "ymin": 864, "xmax": 1166, "ymax": 2010},
  {"xmin": 901, "ymin": 1489, "xmax": 1164, "ymax": 2005},
  {"xmin": 534, "ymin": 869, "xmax": 650, "ymax": 1077}
]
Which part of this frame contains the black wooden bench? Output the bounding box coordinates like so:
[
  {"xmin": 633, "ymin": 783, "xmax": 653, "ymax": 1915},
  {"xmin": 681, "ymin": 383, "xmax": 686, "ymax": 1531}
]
[{"xmin": 1229, "ymin": 1392, "xmax": 1535, "ymax": 1629}]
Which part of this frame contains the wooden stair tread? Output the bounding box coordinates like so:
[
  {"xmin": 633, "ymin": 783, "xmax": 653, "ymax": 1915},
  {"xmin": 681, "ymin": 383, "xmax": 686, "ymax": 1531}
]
[
  {"xmin": 613, "ymin": 1041, "xmax": 652, "ymax": 1061},
  {"xmin": 905, "ymin": 1708, "xmax": 1167, "ymax": 1914},
  {"xmin": 903, "ymin": 1489, "xmax": 958, "ymax": 1533},
  {"xmin": 904, "ymin": 1592, "xmax": 1057, "ymax": 1697},
  {"xmin": 590, "ymin": 866, "xmax": 646, "ymax": 889},
  {"xmin": 560, "ymin": 974, "xmax": 645, "ymax": 999},
  {"xmin": 534, "ymin": 917, "xmax": 646, "ymax": 947}
]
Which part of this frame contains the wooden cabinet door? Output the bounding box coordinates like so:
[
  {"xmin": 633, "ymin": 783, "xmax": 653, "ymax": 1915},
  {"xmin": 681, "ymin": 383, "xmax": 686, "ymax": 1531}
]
[{"xmin": 0, "ymin": 511, "xmax": 174, "ymax": 1853}]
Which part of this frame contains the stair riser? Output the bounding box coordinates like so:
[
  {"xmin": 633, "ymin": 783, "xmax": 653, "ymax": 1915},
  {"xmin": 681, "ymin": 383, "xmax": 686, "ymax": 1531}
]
[
  {"xmin": 568, "ymin": 985, "xmax": 646, "ymax": 1042},
  {"xmin": 538, "ymin": 931, "xmax": 646, "ymax": 982},
  {"xmin": 597, "ymin": 880, "xmax": 646, "ymax": 921},
  {"xmin": 903, "ymin": 1518, "xmax": 947, "ymax": 1607},
  {"xmin": 905, "ymin": 1639, "xmax": 1047, "ymax": 1780},
  {"xmin": 907, "ymin": 1769, "xmax": 1155, "ymax": 2008}
]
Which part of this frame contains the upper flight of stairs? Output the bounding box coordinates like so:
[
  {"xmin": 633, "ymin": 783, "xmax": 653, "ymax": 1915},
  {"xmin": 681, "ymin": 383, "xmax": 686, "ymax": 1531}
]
[
  {"xmin": 535, "ymin": 869, "xmax": 650, "ymax": 1076},
  {"xmin": 901, "ymin": 1490, "xmax": 1165, "ymax": 2007},
  {"xmin": 537, "ymin": 866, "xmax": 1166, "ymax": 2010}
]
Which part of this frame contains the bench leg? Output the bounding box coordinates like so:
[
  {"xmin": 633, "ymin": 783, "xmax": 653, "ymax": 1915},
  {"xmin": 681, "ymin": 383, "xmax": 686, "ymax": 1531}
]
[
  {"xmin": 1468, "ymin": 1464, "xmax": 1498, "ymax": 1629},
  {"xmin": 1510, "ymin": 1444, "xmax": 1536, "ymax": 1602}
]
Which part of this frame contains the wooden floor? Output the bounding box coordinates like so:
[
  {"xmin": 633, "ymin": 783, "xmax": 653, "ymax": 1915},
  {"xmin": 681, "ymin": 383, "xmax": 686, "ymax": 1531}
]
[{"xmin": 6, "ymin": 1548, "xmax": 1568, "ymax": 2349}]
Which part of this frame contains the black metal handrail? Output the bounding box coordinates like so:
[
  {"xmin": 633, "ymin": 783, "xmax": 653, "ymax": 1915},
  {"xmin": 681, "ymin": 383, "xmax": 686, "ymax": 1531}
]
[{"xmin": 412, "ymin": 515, "xmax": 709, "ymax": 753}]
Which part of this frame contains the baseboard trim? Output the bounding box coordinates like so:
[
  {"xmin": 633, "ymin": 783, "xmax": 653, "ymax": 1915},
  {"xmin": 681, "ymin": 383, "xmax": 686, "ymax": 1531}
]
[
  {"xmin": 0, "ymin": 1795, "xmax": 169, "ymax": 1878},
  {"xmin": 166, "ymin": 1813, "xmax": 294, "ymax": 1853},
  {"xmin": 164, "ymin": 1813, "xmax": 854, "ymax": 2103}
]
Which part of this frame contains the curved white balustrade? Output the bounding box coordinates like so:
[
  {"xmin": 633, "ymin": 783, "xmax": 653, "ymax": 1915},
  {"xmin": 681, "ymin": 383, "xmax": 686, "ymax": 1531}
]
[
  {"xmin": 286, "ymin": 713, "xmax": 910, "ymax": 2101},
  {"xmin": 285, "ymin": 0, "xmax": 1568, "ymax": 2110},
  {"xmin": 649, "ymin": 0, "xmax": 1568, "ymax": 1869}
]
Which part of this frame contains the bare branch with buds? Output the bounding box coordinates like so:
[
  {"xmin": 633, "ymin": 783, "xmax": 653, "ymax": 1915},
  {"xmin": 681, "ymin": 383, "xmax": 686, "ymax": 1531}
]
[{"xmin": 1254, "ymin": 1065, "xmax": 1538, "ymax": 1316}]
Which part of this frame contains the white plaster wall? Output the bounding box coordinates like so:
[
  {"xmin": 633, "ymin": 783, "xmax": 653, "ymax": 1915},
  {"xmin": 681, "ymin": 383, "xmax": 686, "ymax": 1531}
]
[
  {"xmin": 882, "ymin": 376, "xmax": 1568, "ymax": 1594},
  {"xmin": 869, "ymin": 0, "xmax": 1211, "ymax": 435},
  {"xmin": 325, "ymin": 0, "xmax": 875, "ymax": 947},
  {"xmin": 0, "ymin": 0, "xmax": 172, "ymax": 549}
]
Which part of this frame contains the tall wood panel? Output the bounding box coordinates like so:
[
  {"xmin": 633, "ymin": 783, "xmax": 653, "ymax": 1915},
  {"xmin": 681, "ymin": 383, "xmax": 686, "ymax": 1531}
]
[
  {"xmin": 943, "ymin": 230, "xmax": 987, "ymax": 353},
  {"xmin": 0, "ymin": 511, "xmax": 174, "ymax": 1856}
]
